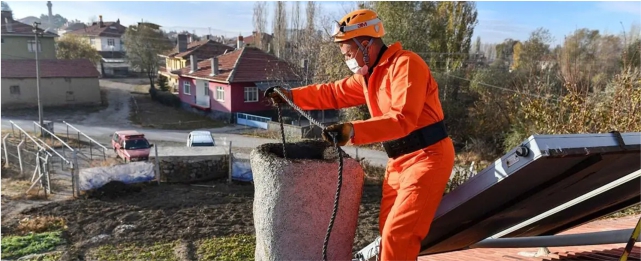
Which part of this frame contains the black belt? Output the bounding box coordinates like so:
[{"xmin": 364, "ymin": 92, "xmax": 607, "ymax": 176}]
[{"xmin": 382, "ymin": 120, "xmax": 448, "ymax": 159}]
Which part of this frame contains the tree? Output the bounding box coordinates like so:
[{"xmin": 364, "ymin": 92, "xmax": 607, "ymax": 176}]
[
  {"xmin": 55, "ymin": 34, "xmax": 101, "ymax": 64},
  {"xmin": 272, "ymin": 2, "xmax": 288, "ymax": 58},
  {"xmin": 157, "ymin": 74, "xmax": 169, "ymax": 92},
  {"xmin": 123, "ymin": 22, "xmax": 173, "ymax": 87},
  {"xmin": 39, "ymin": 13, "xmax": 68, "ymax": 29},
  {"xmin": 1, "ymin": 1, "xmax": 11, "ymax": 12},
  {"xmin": 473, "ymin": 36, "xmax": 481, "ymax": 54},
  {"xmin": 252, "ymin": 1, "xmax": 269, "ymax": 51}
]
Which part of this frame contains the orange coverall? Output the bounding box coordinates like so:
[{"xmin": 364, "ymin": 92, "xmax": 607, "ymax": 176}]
[{"xmin": 290, "ymin": 42, "xmax": 455, "ymax": 260}]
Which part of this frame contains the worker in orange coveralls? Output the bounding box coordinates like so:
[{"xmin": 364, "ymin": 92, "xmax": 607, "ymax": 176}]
[{"xmin": 265, "ymin": 9, "xmax": 455, "ymax": 261}]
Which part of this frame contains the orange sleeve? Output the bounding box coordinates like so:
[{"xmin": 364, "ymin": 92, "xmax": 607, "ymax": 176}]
[
  {"xmin": 290, "ymin": 75, "xmax": 366, "ymax": 110},
  {"xmin": 351, "ymin": 53, "xmax": 430, "ymax": 145}
]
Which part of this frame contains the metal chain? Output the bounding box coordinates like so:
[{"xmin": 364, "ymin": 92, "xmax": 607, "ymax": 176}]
[
  {"xmin": 271, "ymin": 88, "xmax": 345, "ymax": 261},
  {"xmin": 276, "ymin": 103, "xmax": 287, "ymax": 159}
]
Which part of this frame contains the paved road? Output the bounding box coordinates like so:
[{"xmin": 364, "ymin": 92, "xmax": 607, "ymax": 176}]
[
  {"xmin": 1, "ymin": 118, "xmax": 390, "ymax": 167},
  {"xmin": 1, "ymin": 78, "xmax": 390, "ymax": 167}
]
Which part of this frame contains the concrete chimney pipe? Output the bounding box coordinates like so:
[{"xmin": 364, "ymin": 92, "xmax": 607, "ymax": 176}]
[{"xmin": 250, "ymin": 140, "xmax": 364, "ymax": 261}]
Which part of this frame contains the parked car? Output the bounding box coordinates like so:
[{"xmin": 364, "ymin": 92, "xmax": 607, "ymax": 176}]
[
  {"xmin": 187, "ymin": 130, "xmax": 215, "ymax": 147},
  {"xmin": 111, "ymin": 130, "xmax": 153, "ymax": 162}
]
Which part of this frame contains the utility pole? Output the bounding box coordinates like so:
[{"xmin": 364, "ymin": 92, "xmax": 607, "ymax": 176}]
[{"xmin": 33, "ymin": 22, "xmax": 44, "ymax": 136}]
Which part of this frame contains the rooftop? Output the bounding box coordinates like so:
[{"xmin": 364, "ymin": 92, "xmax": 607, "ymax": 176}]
[
  {"xmin": 1, "ymin": 59, "xmax": 100, "ymax": 78},
  {"xmin": 1, "ymin": 11, "xmax": 57, "ymax": 37},
  {"xmin": 65, "ymin": 19, "xmax": 126, "ymax": 38},
  {"xmin": 163, "ymin": 39, "xmax": 235, "ymax": 59},
  {"xmin": 179, "ymin": 47, "xmax": 301, "ymax": 83}
]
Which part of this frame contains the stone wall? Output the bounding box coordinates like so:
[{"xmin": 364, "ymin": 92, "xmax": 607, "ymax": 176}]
[
  {"xmin": 267, "ymin": 121, "xmax": 338, "ymax": 139},
  {"xmin": 154, "ymin": 155, "xmax": 229, "ymax": 183},
  {"xmin": 151, "ymin": 146, "xmax": 230, "ymax": 183}
]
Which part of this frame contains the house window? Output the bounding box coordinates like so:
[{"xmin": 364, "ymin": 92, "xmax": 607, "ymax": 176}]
[
  {"xmin": 215, "ymin": 86, "xmax": 224, "ymax": 101},
  {"xmin": 107, "ymin": 39, "xmax": 115, "ymax": 46},
  {"xmin": 27, "ymin": 40, "xmax": 41, "ymax": 52},
  {"xmin": 244, "ymin": 87, "xmax": 258, "ymax": 102},
  {"xmin": 89, "ymin": 37, "xmax": 96, "ymax": 45},
  {"xmin": 183, "ymin": 81, "xmax": 191, "ymax": 95},
  {"xmin": 9, "ymin": 85, "xmax": 20, "ymax": 95},
  {"xmin": 203, "ymin": 81, "xmax": 209, "ymax": 96}
]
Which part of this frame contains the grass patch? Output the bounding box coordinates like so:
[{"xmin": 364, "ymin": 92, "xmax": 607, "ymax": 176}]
[
  {"xmin": 87, "ymin": 241, "xmax": 178, "ymax": 261},
  {"xmin": 196, "ymin": 234, "xmax": 255, "ymax": 261},
  {"xmin": 132, "ymin": 84, "xmax": 149, "ymax": 94},
  {"xmin": 129, "ymin": 94, "xmax": 228, "ymax": 130},
  {"xmin": 15, "ymin": 216, "xmax": 67, "ymax": 235},
  {"xmin": 1, "ymin": 231, "xmax": 65, "ymax": 260},
  {"xmin": 16, "ymin": 251, "xmax": 63, "ymax": 261}
]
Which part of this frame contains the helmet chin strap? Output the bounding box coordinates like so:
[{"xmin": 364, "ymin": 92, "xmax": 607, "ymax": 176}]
[{"xmin": 353, "ymin": 38, "xmax": 374, "ymax": 67}]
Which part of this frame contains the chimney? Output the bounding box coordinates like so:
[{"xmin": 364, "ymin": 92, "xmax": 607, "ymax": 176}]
[
  {"xmin": 46, "ymin": 1, "xmax": 52, "ymax": 28},
  {"xmin": 99, "ymin": 15, "xmax": 103, "ymax": 27},
  {"xmin": 116, "ymin": 18, "xmax": 120, "ymax": 25},
  {"xmin": 189, "ymin": 55, "xmax": 197, "ymax": 73},
  {"xmin": 237, "ymin": 35, "xmax": 244, "ymax": 49},
  {"xmin": 177, "ymin": 34, "xmax": 188, "ymax": 52},
  {"xmin": 1, "ymin": 10, "xmax": 12, "ymax": 21},
  {"xmin": 4, "ymin": 17, "xmax": 12, "ymax": 32},
  {"xmin": 209, "ymin": 57, "xmax": 219, "ymax": 76}
]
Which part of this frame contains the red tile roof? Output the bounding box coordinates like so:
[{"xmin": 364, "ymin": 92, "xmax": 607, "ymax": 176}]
[
  {"xmin": 243, "ymin": 32, "xmax": 273, "ymax": 46},
  {"xmin": 179, "ymin": 47, "xmax": 300, "ymax": 83},
  {"xmin": 1, "ymin": 11, "xmax": 57, "ymax": 37},
  {"xmin": 1, "ymin": 59, "xmax": 100, "ymax": 78},
  {"xmin": 163, "ymin": 39, "xmax": 235, "ymax": 59},
  {"xmin": 66, "ymin": 21, "xmax": 126, "ymax": 37}
]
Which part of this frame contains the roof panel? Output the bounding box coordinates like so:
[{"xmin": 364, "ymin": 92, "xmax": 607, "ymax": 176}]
[{"xmin": 416, "ymin": 132, "xmax": 641, "ymax": 255}]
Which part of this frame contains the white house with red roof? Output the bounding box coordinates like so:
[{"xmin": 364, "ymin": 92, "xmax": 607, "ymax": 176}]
[{"xmin": 175, "ymin": 46, "xmax": 303, "ymax": 122}]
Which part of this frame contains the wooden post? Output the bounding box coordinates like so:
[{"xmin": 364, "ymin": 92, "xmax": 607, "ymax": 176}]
[
  {"xmin": 228, "ymin": 141, "xmax": 233, "ymax": 184},
  {"xmin": 154, "ymin": 145, "xmax": 160, "ymax": 185}
]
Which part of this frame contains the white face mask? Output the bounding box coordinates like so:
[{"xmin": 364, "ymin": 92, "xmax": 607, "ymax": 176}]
[
  {"xmin": 346, "ymin": 58, "xmax": 362, "ymax": 74},
  {"xmin": 344, "ymin": 38, "xmax": 373, "ymax": 75}
]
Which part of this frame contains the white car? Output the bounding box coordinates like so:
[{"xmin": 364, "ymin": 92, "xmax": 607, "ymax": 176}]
[{"xmin": 187, "ymin": 131, "xmax": 216, "ymax": 147}]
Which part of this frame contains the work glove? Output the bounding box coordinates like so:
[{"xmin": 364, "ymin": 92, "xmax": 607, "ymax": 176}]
[
  {"xmin": 322, "ymin": 122, "xmax": 354, "ymax": 146},
  {"xmin": 264, "ymin": 86, "xmax": 293, "ymax": 105}
]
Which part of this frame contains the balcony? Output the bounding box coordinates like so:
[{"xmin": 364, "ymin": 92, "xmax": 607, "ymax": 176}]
[{"xmin": 195, "ymin": 95, "xmax": 210, "ymax": 108}]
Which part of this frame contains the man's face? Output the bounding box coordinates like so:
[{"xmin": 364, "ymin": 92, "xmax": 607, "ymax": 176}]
[{"xmin": 339, "ymin": 40, "xmax": 363, "ymax": 65}]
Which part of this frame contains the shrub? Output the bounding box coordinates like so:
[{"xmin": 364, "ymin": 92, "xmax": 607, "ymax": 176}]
[{"xmin": 154, "ymin": 91, "xmax": 182, "ymax": 108}]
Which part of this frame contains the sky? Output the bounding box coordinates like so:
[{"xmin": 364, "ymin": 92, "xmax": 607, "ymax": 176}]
[{"xmin": 4, "ymin": 1, "xmax": 641, "ymax": 46}]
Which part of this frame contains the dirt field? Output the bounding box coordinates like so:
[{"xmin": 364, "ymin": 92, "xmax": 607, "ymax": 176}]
[
  {"xmin": 1, "ymin": 179, "xmax": 382, "ymax": 259},
  {"xmin": 129, "ymin": 93, "xmax": 229, "ymax": 130}
]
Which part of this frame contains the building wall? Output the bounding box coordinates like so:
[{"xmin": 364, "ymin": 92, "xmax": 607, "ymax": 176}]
[
  {"xmin": 86, "ymin": 36, "xmax": 124, "ymax": 51},
  {"xmin": 1, "ymin": 77, "xmax": 101, "ymax": 109},
  {"xmin": 1, "ymin": 36, "xmax": 56, "ymax": 60},
  {"xmin": 230, "ymin": 82, "xmax": 271, "ymax": 113}
]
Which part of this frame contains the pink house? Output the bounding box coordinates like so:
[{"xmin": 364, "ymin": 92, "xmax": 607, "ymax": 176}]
[{"xmin": 176, "ymin": 46, "xmax": 302, "ymax": 122}]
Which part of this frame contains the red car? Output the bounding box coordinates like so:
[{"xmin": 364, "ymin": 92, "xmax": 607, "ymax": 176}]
[{"xmin": 111, "ymin": 130, "xmax": 153, "ymax": 162}]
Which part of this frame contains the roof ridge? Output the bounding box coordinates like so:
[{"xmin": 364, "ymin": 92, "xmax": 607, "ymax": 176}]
[{"xmin": 226, "ymin": 47, "xmax": 246, "ymax": 83}]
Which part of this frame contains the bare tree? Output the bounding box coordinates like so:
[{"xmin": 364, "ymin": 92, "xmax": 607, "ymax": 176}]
[
  {"xmin": 253, "ymin": 1, "xmax": 268, "ymax": 51},
  {"xmin": 272, "ymin": 1, "xmax": 288, "ymax": 59}
]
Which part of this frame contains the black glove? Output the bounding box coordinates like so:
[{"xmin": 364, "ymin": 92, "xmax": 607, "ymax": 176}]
[
  {"xmin": 264, "ymin": 86, "xmax": 292, "ymax": 105},
  {"xmin": 322, "ymin": 123, "xmax": 354, "ymax": 146}
]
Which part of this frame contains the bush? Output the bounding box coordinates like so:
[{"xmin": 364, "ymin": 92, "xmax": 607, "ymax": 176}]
[
  {"xmin": 154, "ymin": 91, "xmax": 182, "ymax": 108},
  {"xmin": 157, "ymin": 75, "xmax": 169, "ymax": 92}
]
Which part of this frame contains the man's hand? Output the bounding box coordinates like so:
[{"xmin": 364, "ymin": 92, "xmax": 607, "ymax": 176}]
[
  {"xmin": 264, "ymin": 86, "xmax": 293, "ymax": 105},
  {"xmin": 322, "ymin": 122, "xmax": 354, "ymax": 146}
]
